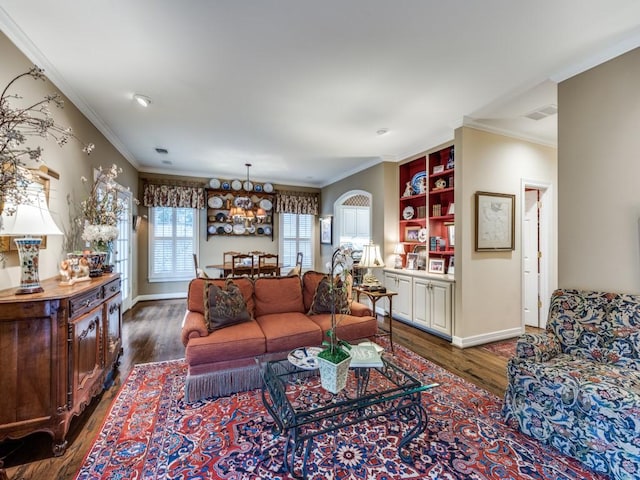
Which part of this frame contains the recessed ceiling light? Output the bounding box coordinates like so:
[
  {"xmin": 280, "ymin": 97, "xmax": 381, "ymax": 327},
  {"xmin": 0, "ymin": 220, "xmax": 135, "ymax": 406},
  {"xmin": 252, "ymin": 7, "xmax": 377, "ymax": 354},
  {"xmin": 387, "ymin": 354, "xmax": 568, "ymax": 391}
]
[
  {"xmin": 376, "ymin": 128, "xmax": 389, "ymax": 136},
  {"xmin": 133, "ymin": 93, "xmax": 151, "ymax": 107}
]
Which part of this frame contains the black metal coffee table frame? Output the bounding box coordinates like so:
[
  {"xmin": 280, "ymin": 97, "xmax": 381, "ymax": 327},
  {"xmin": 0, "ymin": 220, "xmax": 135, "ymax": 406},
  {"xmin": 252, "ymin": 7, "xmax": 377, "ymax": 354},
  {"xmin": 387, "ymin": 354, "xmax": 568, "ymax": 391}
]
[{"xmin": 257, "ymin": 356, "xmax": 437, "ymax": 479}]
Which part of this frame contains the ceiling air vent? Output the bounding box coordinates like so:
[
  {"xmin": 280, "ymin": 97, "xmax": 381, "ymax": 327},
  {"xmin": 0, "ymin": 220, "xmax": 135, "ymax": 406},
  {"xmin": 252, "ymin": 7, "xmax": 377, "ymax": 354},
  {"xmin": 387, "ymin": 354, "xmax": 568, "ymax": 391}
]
[
  {"xmin": 155, "ymin": 147, "xmax": 169, "ymax": 154},
  {"xmin": 524, "ymin": 104, "xmax": 558, "ymax": 121}
]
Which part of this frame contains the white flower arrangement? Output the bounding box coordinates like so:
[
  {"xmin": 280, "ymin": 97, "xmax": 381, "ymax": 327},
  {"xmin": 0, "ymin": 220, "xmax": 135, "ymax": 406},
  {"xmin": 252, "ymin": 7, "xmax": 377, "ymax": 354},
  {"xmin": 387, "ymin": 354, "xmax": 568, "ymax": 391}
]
[{"xmin": 81, "ymin": 224, "xmax": 119, "ymax": 243}]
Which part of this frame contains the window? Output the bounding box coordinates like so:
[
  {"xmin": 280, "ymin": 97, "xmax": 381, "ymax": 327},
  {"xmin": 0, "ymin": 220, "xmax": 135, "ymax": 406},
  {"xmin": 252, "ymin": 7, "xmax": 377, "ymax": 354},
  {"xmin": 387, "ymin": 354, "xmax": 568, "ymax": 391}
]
[
  {"xmin": 148, "ymin": 207, "xmax": 198, "ymax": 282},
  {"xmin": 280, "ymin": 213, "xmax": 313, "ymax": 269}
]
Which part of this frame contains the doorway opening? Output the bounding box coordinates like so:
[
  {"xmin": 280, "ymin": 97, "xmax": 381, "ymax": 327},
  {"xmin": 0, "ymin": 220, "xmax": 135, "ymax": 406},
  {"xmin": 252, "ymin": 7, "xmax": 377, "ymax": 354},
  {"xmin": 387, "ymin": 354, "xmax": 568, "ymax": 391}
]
[{"xmin": 521, "ymin": 181, "xmax": 551, "ymax": 329}]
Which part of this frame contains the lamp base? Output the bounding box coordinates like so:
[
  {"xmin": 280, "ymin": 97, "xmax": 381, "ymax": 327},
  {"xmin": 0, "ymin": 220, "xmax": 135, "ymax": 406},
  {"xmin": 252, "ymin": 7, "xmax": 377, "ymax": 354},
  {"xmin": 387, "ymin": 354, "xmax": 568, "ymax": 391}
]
[
  {"xmin": 362, "ymin": 270, "xmax": 380, "ymax": 287},
  {"xmin": 14, "ymin": 237, "xmax": 44, "ymax": 295}
]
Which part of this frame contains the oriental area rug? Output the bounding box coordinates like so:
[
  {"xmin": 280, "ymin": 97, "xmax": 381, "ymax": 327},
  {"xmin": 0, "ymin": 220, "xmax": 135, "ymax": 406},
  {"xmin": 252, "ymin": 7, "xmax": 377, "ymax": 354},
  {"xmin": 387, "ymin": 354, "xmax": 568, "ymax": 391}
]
[
  {"xmin": 480, "ymin": 337, "xmax": 518, "ymax": 359},
  {"xmin": 76, "ymin": 342, "xmax": 605, "ymax": 480}
]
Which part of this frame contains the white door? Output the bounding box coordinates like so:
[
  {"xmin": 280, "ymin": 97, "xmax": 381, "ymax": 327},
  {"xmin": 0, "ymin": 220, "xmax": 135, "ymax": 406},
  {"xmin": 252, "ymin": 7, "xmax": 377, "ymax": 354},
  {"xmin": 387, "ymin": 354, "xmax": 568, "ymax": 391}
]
[
  {"xmin": 115, "ymin": 189, "xmax": 133, "ymax": 311},
  {"xmin": 523, "ymin": 189, "xmax": 540, "ymax": 327}
]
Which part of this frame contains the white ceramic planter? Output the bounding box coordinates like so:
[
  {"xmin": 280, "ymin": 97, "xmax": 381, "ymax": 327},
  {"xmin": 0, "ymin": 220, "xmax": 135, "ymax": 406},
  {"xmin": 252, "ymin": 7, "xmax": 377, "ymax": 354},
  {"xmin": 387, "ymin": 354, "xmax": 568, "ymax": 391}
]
[{"xmin": 317, "ymin": 354, "xmax": 351, "ymax": 393}]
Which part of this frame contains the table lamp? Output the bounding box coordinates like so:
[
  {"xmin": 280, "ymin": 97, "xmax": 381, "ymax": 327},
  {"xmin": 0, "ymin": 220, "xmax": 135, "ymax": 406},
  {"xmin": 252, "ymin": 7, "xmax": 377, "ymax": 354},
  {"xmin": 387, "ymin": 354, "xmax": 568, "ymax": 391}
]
[
  {"xmin": 359, "ymin": 242, "xmax": 385, "ymax": 287},
  {"xmin": 1, "ymin": 190, "xmax": 63, "ymax": 294},
  {"xmin": 393, "ymin": 243, "xmax": 405, "ymax": 268}
]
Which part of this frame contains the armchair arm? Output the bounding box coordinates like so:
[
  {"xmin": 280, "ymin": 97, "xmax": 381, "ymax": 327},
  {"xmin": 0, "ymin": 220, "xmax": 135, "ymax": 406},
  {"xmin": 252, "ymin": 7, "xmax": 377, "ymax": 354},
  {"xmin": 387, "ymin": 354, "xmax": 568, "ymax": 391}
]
[
  {"xmin": 181, "ymin": 311, "xmax": 209, "ymax": 346},
  {"xmin": 349, "ymin": 301, "xmax": 373, "ymax": 317},
  {"xmin": 514, "ymin": 332, "xmax": 562, "ymax": 362}
]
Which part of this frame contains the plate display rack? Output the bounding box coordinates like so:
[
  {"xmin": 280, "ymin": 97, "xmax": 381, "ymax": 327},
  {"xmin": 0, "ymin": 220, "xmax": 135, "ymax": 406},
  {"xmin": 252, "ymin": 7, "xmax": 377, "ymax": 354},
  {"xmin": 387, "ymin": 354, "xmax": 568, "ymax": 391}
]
[{"xmin": 205, "ymin": 186, "xmax": 276, "ymax": 240}]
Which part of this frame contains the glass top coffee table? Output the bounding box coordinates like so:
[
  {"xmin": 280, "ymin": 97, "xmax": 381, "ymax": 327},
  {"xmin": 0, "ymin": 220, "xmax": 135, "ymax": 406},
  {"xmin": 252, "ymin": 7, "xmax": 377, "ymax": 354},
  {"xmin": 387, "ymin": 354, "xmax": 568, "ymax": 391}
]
[{"xmin": 257, "ymin": 351, "xmax": 438, "ymax": 479}]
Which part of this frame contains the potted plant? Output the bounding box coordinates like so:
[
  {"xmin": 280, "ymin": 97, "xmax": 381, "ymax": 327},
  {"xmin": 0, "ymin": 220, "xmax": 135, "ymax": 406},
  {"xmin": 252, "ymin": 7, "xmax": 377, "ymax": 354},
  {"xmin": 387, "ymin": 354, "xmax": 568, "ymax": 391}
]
[{"xmin": 316, "ymin": 247, "xmax": 354, "ymax": 393}]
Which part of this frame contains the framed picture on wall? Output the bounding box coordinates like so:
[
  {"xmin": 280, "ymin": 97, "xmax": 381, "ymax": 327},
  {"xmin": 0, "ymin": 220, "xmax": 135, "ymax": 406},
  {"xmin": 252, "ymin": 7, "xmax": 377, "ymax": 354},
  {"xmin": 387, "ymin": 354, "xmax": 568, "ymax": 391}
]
[
  {"xmin": 475, "ymin": 191, "xmax": 515, "ymax": 251},
  {"xmin": 319, "ymin": 216, "xmax": 332, "ymax": 244}
]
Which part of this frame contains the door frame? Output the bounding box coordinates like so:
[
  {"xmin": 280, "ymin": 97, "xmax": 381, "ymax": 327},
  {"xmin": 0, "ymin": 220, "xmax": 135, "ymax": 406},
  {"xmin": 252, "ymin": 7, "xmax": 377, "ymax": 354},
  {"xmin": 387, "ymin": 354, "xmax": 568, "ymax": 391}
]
[{"xmin": 520, "ymin": 179, "xmax": 552, "ymax": 329}]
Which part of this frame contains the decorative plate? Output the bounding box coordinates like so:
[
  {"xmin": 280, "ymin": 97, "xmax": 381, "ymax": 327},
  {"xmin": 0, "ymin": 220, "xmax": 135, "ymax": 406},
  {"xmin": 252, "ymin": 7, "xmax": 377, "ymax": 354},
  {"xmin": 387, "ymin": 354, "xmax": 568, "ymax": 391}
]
[
  {"xmin": 248, "ymin": 225, "xmax": 256, "ymax": 234},
  {"xmin": 260, "ymin": 199, "xmax": 273, "ymax": 211},
  {"xmin": 257, "ymin": 227, "xmax": 264, "ymax": 235},
  {"xmin": 411, "ymin": 171, "xmax": 427, "ymax": 195},
  {"xmin": 403, "ymin": 205, "xmax": 415, "ymax": 220},
  {"xmin": 221, "ymin": 181, "xmax": 231, "ymax": 190},
  {"xmin": 288, "ymin": 346, "xmax": 323, "ymax": 370},
  {"xmin": 209, "ymin": 178, "xmax": 220, "ymax": 189},
  {"xmin": 208, "ymin": 225, "xmax": 217, "ymax": 234},
  {"xmin": 223, "ymin": 224, "xmax": 233, "ymax": 234},
  {"xmin": 254, "ymin": 184, "xmax": 263, "ymax": 192},
  {"xmin": 234, "ymin": 197, "xmax": 252, "ymax": 209},
  {"xmin": 233, "ymin": 224, "xmax": 245, "ymax": 235},
  {"xmin": 263, "ymin": 183, "xmax": 273, "ymax": 193},
  {"xmin": 243, "ymin": 180, "xmax": 253, "ymax": 191},
  {"xmin": 208, "ymin": 196, "xmax": 223, "ymax": 209},
  {"xmin": 215, "ymin": 212, "xmax": 226, "ymax": 222},
  {"xmin": 231, "ymin": 179, "xmax": 242, "ymax": 191},
  {"xmin": 418, "ymin": 228, "xmax": 428, "ymax": 243},
  {"xmin": 263, "ymin": 226, "xmax": 272, "ymax": 235},
  {"xmin": 217, "ymin": 226, "xmax": 225, "ymax": 234}
]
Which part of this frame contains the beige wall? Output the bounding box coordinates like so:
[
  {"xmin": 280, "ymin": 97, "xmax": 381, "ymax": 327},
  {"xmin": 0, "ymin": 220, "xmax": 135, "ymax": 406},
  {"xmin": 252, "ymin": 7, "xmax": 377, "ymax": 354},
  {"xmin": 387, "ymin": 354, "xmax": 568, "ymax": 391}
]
[
  {"xmin": 320, "ymin": 162, "xmax": 397, "ymax": 271},
  {"xmin": 455, "ymin": 126, "xmax": 557, "ymax": 345},
  {"xmin": 0, "ymin": 32, "xmax": 138, "ymax": 293},
  {"xmin": 558, "ymin": 47, "xmax": 640, "ymax": 293}
]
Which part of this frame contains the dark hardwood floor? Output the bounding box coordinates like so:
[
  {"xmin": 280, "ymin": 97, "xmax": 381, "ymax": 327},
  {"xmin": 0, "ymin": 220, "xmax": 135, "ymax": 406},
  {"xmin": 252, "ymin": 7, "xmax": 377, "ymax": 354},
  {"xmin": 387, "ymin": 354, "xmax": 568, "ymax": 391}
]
[{"xmin": 1, "ymin": 299, "xmax": 521, "ymax": 480}]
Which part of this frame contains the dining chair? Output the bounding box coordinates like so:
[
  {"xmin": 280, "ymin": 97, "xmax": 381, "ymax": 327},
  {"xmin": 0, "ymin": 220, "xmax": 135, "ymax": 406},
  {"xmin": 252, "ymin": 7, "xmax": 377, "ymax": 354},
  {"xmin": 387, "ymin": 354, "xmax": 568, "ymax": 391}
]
[
  {"xmin": 231, "ymin": 253, "xmax": 254, "ymax": 277},
  {"xmin": 223, "ymin": 251, "xmax": 241, "ymax": 266},
  {"xmin": 286, "ymin": 252, "xmax": 303, "ymax": 276},
  {"xmin": 257, "ymin": 253, "xmax": 279, "ymax": 276}
]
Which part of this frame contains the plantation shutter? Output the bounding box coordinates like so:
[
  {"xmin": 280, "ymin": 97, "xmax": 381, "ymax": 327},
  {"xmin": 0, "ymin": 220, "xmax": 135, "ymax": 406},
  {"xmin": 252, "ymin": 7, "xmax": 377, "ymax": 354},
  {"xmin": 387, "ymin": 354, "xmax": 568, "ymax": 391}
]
[
  {"xmin": 149, "ymin": 207, "xmax": 197, "ymax": 281},
  {"xmin": 280, "ymin": 213, "xmax": 313, "ymax": 269}
]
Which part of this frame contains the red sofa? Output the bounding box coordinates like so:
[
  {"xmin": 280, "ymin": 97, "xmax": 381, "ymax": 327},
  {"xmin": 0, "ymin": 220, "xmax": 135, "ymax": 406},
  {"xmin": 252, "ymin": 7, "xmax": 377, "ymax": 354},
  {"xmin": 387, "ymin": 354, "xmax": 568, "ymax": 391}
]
[{"xmin": 181, "ymin": 272, "xmax": 377, "ymax": 401}]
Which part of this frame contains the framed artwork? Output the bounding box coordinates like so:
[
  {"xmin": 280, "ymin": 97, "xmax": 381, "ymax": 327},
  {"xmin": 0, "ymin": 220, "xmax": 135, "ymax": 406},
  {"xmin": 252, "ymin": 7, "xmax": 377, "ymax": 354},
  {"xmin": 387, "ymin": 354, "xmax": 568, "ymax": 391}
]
[
  {"xmin": 432, "ymin": 165, "xmax": 444, "ymax": 174},
  {"xmin": 428, "ymin": 258, "xmax": 446, "ymax": 274},
  {"xmin": 475, "ymin": 191, "xmax": 515, "ymax": 251},
  {"xmin": 0, "ymin": 171, "xmax": 51, "ymax": 252},
  {"xmin": 319, "ymin": 216, "xmax": 333, "ymax": 244},
  {"xmin": 404, "ymin": 226, "xmax": 421, "ymax": 242},
  {"xmin": 406, "ymin": 252, "xmax": 419, "ymax": 270},
  {"xmin": 445, "ymin": 222, "xmax": 455, "ymax": 247}
]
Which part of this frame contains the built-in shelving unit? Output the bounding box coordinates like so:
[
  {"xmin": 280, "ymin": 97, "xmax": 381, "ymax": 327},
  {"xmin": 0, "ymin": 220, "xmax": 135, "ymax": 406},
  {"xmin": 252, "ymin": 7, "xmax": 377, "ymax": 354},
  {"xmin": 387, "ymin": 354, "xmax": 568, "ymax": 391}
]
[{"xmin": 428, "ymin": 145, "xmax": 455, "ymax": 273}]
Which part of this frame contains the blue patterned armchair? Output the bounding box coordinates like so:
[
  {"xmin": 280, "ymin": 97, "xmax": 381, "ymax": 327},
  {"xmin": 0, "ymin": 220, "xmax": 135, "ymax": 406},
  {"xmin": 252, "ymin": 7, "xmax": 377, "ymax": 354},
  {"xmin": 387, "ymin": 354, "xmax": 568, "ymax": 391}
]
[{"xmin": 503, "ymin": 289, "xmax": 640, "ymax": 480}]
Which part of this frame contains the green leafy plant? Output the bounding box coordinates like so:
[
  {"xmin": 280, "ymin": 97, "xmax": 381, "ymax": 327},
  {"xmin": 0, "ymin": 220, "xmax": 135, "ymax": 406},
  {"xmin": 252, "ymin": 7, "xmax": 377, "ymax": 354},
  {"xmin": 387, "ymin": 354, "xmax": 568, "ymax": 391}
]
[{"xmin": 317, "ymin": 247, "xmax": 354, "ymax": 364}]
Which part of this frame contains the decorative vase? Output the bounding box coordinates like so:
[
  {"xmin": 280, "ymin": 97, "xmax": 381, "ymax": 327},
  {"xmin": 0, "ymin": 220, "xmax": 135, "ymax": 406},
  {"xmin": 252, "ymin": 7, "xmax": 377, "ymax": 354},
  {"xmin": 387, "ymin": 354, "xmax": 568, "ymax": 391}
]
[
  {"xmin": 86, "ymin": 252, "xmax": 107, "ymax": 277},
  {"xmin": 317, "ymin": 354, "xmax": 351, "ymax": 394}
]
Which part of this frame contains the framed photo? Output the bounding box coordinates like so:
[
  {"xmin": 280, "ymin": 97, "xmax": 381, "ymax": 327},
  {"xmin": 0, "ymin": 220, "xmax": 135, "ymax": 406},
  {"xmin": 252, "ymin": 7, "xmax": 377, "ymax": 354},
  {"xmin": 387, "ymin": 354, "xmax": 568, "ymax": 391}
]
[
  {"xmin": 319, "ymin": 216, "xmax": 333, "ymax": 245},
  {"xmin": 406, "ymin": 252, "xmax": 419, "ymax": 270},
  {"xmin": 475, "ymin": 191, "xmax": 515, "ymax": 251},
  {"xmin": 432, "ymin": 165, "xmax": 444, "ymax": 174},
  {"xmin": 0, "ymin": 171, "xmax": 50, "ymax": 252},
  {"xmin": 404, "ymin": 226, "xmax": 421, "ymax": 242},
  {"xmin": 447, "ymin": 256, "xmax": 455, "ymax": 275},
  {"xmin": 445, "ymin": 222, "xmax": 455, "ymax": 247},
  {"xmin": 428, "ymin": 258, "xmax": 446, "ymax": 274}
]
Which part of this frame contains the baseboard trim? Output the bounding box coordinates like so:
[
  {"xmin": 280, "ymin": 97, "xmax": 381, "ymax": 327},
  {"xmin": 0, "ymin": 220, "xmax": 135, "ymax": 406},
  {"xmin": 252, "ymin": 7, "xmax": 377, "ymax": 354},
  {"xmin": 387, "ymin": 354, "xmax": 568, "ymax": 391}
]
[
  {"xmin": 452, "ymin": 326, "xmax": 523, "ymax": 349},
  {"xmin": 133, "ymin": 292, "xmax": 188, "ymax": 305}
]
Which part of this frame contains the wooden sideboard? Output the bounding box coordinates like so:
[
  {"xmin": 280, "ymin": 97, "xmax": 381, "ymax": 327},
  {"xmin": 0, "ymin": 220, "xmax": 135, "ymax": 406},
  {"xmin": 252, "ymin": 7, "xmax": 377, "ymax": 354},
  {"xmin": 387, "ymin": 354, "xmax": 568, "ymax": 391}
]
[{"xmin": 0, "ymin": 273, "xmax": 122, "ymax": 473}]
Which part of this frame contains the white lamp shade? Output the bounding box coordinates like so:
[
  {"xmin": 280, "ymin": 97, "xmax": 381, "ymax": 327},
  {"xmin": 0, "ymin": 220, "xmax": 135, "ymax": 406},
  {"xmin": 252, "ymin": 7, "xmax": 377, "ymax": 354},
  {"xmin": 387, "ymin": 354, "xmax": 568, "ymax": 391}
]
[
  {"xmin": 2, "ymin": 191, "xmax": 62, "ymax": 236},
  {"xmin": 359, "ymin": 243, "xmax": 385, "ymax": 268},
  {"xmin": 393, "ymin": 243, "xmax": 405, "ymax": 255}
]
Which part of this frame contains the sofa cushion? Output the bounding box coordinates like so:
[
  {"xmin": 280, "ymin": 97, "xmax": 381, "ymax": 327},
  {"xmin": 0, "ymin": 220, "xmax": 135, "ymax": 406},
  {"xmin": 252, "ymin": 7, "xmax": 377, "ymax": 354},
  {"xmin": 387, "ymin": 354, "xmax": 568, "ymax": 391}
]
[
  {"xmin": 309, "ymin": 313, "xmax": 377, "ymax": 343},
  {"xmin": 308, "ymin": 276, "xmax": 350, "ymax": 315},
  {"xmin": 188, "ymin": 277, "xmax": 255, "ymax": 317},
  {"xmin": 185, "ymin": 319, "xmax": 266, "ymax": 365},
  {"xmin": 254, "ymin": 276, "xmax": 305, "ymax": 317},
  {"xmin": 255, "ymin": 312, "xmax": 323, "ymax": 352},
  {"xmin": 204, "ymin": 280, "xmax": 252, "ymax": 332}
]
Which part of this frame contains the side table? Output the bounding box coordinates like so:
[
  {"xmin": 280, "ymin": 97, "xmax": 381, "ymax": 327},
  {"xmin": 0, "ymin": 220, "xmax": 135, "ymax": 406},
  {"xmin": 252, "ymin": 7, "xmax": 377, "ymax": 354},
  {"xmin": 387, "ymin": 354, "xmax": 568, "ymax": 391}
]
[{"xmin": 353, "ymin": 287, "xmax": 397, "ymax": 351}]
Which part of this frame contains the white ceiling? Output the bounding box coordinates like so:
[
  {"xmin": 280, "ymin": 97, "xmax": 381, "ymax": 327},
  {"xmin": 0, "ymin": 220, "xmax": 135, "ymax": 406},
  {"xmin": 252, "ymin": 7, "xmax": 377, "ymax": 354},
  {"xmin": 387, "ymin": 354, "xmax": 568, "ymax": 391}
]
[{"xmin": 1, "ymin": 1, "xmax": 639, "ymax": 187}]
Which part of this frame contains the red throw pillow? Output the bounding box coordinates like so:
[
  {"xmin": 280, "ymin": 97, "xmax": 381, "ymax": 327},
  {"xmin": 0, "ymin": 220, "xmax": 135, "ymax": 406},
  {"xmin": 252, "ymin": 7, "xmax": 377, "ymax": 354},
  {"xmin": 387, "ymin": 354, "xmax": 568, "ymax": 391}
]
[
  {"xmin": 308, "ymin": 276, "xmax": 350, "ymax": 315},
  {"xmin": 204, "ymin": 279, "xmax": 251, "ymax": 332}
]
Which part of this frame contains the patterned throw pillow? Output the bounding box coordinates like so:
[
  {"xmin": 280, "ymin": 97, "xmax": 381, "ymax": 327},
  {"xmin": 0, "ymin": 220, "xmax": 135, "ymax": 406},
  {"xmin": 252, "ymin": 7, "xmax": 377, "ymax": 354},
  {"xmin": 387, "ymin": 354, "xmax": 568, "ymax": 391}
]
[
  {"xmin": 204, "ymin": 280, "xmax": 251, "ymax": 332},
  {"xmin": 309, "ymin": 276, "xmax": 350, "ymax": 315}
]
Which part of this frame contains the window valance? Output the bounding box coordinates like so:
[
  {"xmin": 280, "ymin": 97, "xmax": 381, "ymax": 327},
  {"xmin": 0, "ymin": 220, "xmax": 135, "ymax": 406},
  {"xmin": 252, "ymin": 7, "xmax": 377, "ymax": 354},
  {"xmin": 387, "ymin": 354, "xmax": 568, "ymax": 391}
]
[
  {"xmin": 143, "ymin": 183, "xmax": 205, "ymax": 209},
  {"xmin": 275, "ymin": 191, "xmax": 319, "ymax": 215}
]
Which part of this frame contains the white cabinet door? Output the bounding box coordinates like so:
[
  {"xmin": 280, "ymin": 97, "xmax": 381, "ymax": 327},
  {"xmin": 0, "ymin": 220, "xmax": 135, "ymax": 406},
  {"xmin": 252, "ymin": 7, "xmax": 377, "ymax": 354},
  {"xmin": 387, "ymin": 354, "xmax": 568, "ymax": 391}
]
[
  {"xmin": 383, "ymin": 272, "xmax": 412, "ymax": 322},
  {"xmin": 412, "ymin": 277, "xmax": 429, "ymax": 328},
  {"xmin": 429, "ymin": 279, "xmax": 452, "ymax": 336}
]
